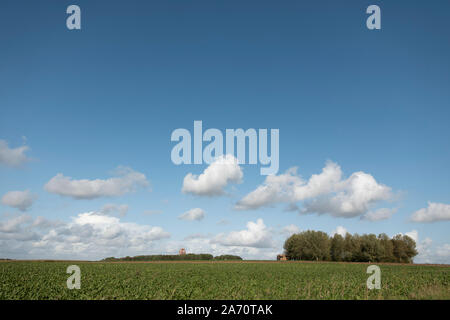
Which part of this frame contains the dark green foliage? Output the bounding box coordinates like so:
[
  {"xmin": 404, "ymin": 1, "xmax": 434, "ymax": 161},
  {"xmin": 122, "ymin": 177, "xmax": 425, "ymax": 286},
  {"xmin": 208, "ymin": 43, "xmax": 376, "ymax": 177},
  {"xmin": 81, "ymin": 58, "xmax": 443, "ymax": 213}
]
[
  {"xmin": 284, "ymin": 231, "xmax": 331, "ymax": 261},
  {"xmin": 330, "ymin": 234, "xmax": 345, "ymax": 261},
  {"xmin": 213, "ymin": 255, "xmax": 243, "ymax": 261},
  {"xmin": 101, "ymin": 253, "xmax": 214, "ymax": 261},
  {"xmin": 284, "ymin": 230, "xmax": 418, "ymax": 263}
]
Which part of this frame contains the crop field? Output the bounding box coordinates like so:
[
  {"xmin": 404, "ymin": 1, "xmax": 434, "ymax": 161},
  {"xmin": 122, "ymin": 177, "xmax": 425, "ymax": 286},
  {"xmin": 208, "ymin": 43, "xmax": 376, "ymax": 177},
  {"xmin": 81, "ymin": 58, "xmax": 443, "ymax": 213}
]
[{"xmin": 0, "ymin": 261, "xmax": 449, "ymax": 300}]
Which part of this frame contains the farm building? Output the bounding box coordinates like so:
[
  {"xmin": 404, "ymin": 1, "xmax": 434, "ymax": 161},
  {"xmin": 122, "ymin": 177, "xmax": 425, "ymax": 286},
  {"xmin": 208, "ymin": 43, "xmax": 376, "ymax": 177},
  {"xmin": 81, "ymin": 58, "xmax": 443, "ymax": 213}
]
[
  {"xmin": 277, "ymin": 254, "xmax": 287, "ymax": 261},
  {"xmin": 179, "ymin": 248, "xmax": 186, "ymax": 255}
]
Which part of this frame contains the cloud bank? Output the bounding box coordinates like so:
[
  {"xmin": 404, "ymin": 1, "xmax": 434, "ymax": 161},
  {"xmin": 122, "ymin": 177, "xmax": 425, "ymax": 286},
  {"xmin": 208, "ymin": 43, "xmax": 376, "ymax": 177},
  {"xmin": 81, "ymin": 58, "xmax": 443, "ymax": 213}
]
[
  {"xmin": 44, "ymin": 166, "xmax": 149, "ymax": 199},
  {"xmin": 0, "ymin": 212, "xmax": 169, "ymax": 260}
]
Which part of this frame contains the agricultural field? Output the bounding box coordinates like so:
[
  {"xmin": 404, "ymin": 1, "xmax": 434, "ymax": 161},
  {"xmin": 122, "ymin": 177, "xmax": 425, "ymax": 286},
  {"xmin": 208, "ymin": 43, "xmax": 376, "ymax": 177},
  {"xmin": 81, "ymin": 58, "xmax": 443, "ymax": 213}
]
[{"xmin": 0, "ymin": 261, "xmax": 448, "ymax": 300}]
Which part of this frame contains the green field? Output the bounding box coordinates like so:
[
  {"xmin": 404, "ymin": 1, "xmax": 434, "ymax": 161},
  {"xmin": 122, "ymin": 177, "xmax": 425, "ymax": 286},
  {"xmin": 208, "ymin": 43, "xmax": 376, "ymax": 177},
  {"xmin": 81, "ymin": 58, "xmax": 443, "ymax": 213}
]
[{"xmin": 0, "ymin": 261, "xmax": 449, "ymax": 300}]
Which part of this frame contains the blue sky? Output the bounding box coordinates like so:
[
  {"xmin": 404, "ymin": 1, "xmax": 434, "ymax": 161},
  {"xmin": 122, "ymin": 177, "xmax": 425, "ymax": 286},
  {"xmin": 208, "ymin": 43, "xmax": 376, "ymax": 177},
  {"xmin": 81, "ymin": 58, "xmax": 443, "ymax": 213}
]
[{"xmin": 0, "ymin": 0, "xmax": 449, "ymax": 262}]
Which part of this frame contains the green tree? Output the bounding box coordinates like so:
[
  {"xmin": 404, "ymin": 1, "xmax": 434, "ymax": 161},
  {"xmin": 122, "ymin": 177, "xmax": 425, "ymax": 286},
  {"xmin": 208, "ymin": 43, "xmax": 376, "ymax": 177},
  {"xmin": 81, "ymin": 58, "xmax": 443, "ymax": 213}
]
[
  {"xmin": 283, "ymin": 230, "xmax": 331, "ymax": 261},
  {"xmin": 330, "ymin": 234, "xmax": 345, "ymax": 261}
]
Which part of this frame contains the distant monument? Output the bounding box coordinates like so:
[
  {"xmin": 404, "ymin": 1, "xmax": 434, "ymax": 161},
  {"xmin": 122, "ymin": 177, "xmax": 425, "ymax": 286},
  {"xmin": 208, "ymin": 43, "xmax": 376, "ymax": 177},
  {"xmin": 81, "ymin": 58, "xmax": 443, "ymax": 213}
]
[{"xmin": 179, "ymin": 248, "xmax": 186, "ymax": 255}]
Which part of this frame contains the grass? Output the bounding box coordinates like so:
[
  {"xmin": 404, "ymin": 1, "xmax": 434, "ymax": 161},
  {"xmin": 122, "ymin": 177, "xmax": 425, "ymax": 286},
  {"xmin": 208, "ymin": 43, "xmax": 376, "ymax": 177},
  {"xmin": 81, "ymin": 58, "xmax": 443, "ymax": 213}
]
[{"xmin": 0, "ymin": 261, "xmax": 448, "ymax": 300}]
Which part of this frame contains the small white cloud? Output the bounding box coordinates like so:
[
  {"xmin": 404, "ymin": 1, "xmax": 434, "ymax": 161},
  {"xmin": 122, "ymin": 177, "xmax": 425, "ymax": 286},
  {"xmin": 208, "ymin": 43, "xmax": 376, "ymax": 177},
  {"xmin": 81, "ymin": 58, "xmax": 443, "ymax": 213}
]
[
  {"xmin": 0, "ymin": 139, "xmax": 31, "ymax": 167},
  {"xmin": 1, "ymin": 190, "xmax": 37, "ymax": 211},
  {"xmin": 100, "ymin": 203, "xmax": 129, "ymax": 217},
  {"xmin": 331, "ymin": 226, "xmax": 348, "ymax": 237},
  {"xmin": 0, "ymin": 214, "xmax": 32, "ymax": 233},
  {"xmin": 405, "ymin": 230, "xmax": 419, "ymax": 243},
  {"xmin": 362, "ymin": 208, "xmax": 397, "ymax": 221},
  {"xmin": 178, "ymin": 208, "xmax": 205, "ymax": 221},
  {"xmin": 182, "ymin": 155, "xmax": 243, "ymax": 196},
  {"xmin": 212, "ymin": 219, "xmax": 274, "ymax": 248},
  {"xmin": 44, "ymin": 166, "xmax": 149, "ymax": 200},
  {"xmin": 411, "ymin": 202, "xmax": 450, "ymax": 223},
  {"xmin": 281, "ymin": 224, "xmax": 300, "ymax": 236}
]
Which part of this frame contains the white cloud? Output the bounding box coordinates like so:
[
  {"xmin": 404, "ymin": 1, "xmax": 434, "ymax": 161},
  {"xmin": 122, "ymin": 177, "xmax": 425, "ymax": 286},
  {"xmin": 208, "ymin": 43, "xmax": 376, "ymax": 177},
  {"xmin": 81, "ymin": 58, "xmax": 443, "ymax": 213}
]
[
  {"xmin": 44, "ymin": 166, "xmax": 149, "ymax": 199},
  {"xmin": 1, "ymin": 190, "xmax": 37, "ymax": 211},
  {"xmin": 411, "ymin": 202, "xmax": 450, "ymax": 223},
  {"xmin": 236, "ymin": 161, "xmax": 393, "ymax": 219},
  {"xmin": 397, "ymin": 230, "xmax": 450, "ymax": 264},
  {"xmin": 404, "ymin": 230, "xmax": 419, "ymax": 243},
  {"xmin": 182, "ymin": 155, "xmax": 243, "ymax": 196},
  {"xmin": 178, "ymin": 208, "xmax": 205, "ymax": 221},
  {"xmin": 0, "ymin": 214, "xmax": 32, "ymax": 233},
  {"xmin": 0, "ymin": 139, "xmax": 30, "ymax": 167},
  {"xmin": 281, "ymin": 224, "xmax": 301, "ymax": 236},
  {"xmin": 212, "ymin": 219, "xmax": 274, "ymax": 248},
  {"xmin": 331, "ymin": 226, "xmax": 348, "ymax": 237},
  {"xmin": 100, "ymin": 203, "xmax": 129, "ymax": 217},
  {"xmin": 362, "ymin": 208, "xmax": 397, "ymax": 221},
  {"xmin": 0, "ymin": 211, "xmax": 170, "ymax": 260}
]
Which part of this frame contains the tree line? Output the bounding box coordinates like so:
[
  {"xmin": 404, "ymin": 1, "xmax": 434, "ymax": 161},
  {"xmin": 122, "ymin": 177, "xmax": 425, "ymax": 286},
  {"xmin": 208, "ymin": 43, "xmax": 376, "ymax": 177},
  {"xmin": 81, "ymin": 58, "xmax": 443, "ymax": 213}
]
[
  {"xmin": 102, "ymin": 254, "xmax": 242, "ymax": 262},
  {"xmin": 283, "ymin": 230, "xmax": 418, "ymax": 263}
]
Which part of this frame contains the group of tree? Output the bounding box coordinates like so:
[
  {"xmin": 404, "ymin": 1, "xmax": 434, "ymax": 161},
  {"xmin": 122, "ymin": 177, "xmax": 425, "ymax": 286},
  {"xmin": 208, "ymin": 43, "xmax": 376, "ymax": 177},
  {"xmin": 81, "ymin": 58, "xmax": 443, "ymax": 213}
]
[
  {"xmin": 283, "ymin": 230, "xmax": 418, "ymax": 263},
  {"xmin": 213, "ymin": 255, "xmax": 243, "ymax": 261},
  {"xmin": 102, "ymin": 253, "xmax": 242, "ymax": 262}
]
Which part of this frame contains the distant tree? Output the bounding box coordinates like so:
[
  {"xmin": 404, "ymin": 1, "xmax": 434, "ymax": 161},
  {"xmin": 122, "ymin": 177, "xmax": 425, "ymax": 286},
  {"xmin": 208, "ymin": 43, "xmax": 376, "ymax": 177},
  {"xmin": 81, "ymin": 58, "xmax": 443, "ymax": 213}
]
[
  {"xmin": 284, "ymin": 230, "xmax": 331, "ymax": 261},
  {"xmin": 283, "ymin": 230, "xmax": 417, "ymax": 263},
  {"xmin": 343, "ymin": 233, "xmax": 358, "ymax": 262},
  {"xmin": 356, "ymin": 234, "xmax": 381, "ymax": 262},
  {"xmin": 378, "ymin": 233, "xmax": 394, "ymax": 262},
  {"xmin": 392, "ymin": 235, "xmax": 418, "ymax": 263},
  {"xmin": 213, "ymin": 255, "xmax": 243, "ymax": 261},
  {"xmin": 330, "ymin": 234, "xmax": 345, "ymax": 261}
]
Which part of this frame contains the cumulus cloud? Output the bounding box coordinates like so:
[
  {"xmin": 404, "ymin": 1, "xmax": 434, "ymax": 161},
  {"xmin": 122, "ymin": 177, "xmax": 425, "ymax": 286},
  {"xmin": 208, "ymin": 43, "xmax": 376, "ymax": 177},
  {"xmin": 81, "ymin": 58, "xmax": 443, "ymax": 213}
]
[
  {"xmin": 396, "ymin": 230, "xmax": 450, "ymax": 264},
  {"xmin": 178, "ymin": 208, "xmax": 205, "ymax": 221},
  {"xmin": 236, "ymin": 161, "xmax": 393, "ymax": 219},
  {"xmin": 411, "ymin": 202, "xmax": 450, "ymax": 223},
  {"xmin": 182, "ymin": 155, "xmax": 243, "ymax": 196},
  {"xmin": 281, "ymin": 224, "xmax": 301, "ymax": 236},
  {"xmin": 0, "ymin": 139, "xmax": 31, "ymax": 167},
  {"xmin": 44, "ymin": 166, "xmax": 149, "ymax": 199},
  {"xmin": 361, "ymin": 208, "xmax": 397, "ymax": 221},
  {"xmin": 405, "ymin": 230, "xmax": 419, "ymax": 243},
  {"xmin": 0, "ymin": 214, "xmax": 32, "ymax": 233},
  {"xmin": 331, "ymin": 226, "xmax": 348, "ymax": 237},
  {"xmin": 0, "ymin": 211, "xmax": 170, "ymax": 260},
  {"xmin": 1, "ymin": 190, "xmax": 37, "ymax": 211},
  {"xmin": 212, "ymin": 219, "xmax": 274, "ymax": 248}
]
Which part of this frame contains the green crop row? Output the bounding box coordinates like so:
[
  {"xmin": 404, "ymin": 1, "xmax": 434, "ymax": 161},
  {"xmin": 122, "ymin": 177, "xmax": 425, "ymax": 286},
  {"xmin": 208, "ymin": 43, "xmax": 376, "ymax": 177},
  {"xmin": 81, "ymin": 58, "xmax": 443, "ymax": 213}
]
[{"xmin": 0, "ymin": 261, "xmax": 448, "ymax": 300}]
